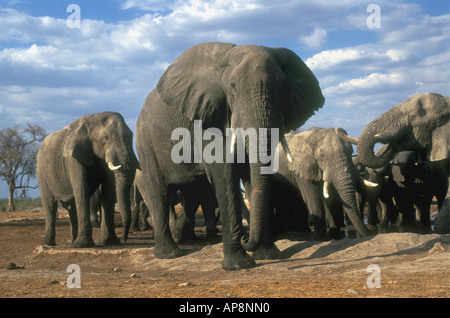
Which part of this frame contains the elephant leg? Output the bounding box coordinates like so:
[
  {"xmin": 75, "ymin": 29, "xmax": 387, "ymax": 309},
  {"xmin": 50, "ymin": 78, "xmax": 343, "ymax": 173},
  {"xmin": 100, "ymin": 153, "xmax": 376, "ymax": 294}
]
[
  {"xmin": 179, "ymin": 195, "xmax": 199, "ymax": 242},
  {"xmin": 207, "ymin": 163, "xmax": 256, "ymax": 270},
  {"xmin": 366, "ymin": 189, "xmax": 380, "ymax": 228},
  {"xmin": 394, "ymin": 187, "xmax": 416, "ymax": 232},
  {"xmin": 141, "ymin": 159, "xmax": 181, "ymax": 258},
  {"xmin": 153, "ymin": 190, "xmax": 180, "ymax": 258},
  {"xmin": 201, "ymin": 200, "xmax": 219, "ymax": 240},
  {"xmin": 89, "ymin": 190, "xmax": 101, "ymax": 228},
  {"xmin": 64, "ymin": 202, "xmax": 78, "ymax": 243},
  {"xmin": 41, "ymin": 192, "xmax": 58, "ymax": 246},
  {"xmin": 67, "ymin": 162, "xmax": 95, "ymax": 248},
  {"xmin": 415, "ymin": 195, "xmax": 432, "ymax": 234},
  {"xmin": 139, "ymin": 201, "xmax": 151, "ymax": 230},
  {"xmin": 297, "ymin": 178, "xmax": 328, "ymax": 241},
  {"xmin": 378, "ymin": 199, "xmax": 390, "ymax": 233},
  {"xmin": 324, "ymin": 197, "xmax": 344, "ymax": 240},
  {"xmin": 169, "ymin": 203, "xmax": 187, "ymax": 244},
  {"xmin": 203, "ymin": 207, "xmax": 219, "ymax": 240},
  {"xmin": 99, "ymin": 182, "xmax": 121, "ymax": 246},
  {"xmin": 130, "ymin": 201, "xmax": 140, "ymax": 233},
  {"xmin": 434, "ymin": 197, "xmax": 450, "ymax": 234}
]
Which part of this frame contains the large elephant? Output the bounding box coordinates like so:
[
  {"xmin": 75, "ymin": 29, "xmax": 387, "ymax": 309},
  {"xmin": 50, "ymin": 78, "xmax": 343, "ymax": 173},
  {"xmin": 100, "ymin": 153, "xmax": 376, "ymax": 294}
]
[
  {"xmin": 275, "ymin": 127, "xmax": 372, "ymax": 240},
  {"xmin": 135, "ymin": 42, "xmax": 324, "ymax": 270},
  {"xmin": 37, "ymin": 112, "xmax": 139, "ymax": 247},
  {"xmin": 343, "ymin": 93, "xmax": 449, "ymax": 233}
]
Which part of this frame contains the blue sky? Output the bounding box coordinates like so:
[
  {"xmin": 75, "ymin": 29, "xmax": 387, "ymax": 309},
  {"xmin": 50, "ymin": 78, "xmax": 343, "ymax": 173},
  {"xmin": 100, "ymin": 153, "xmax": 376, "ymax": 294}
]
[{"xmin": 0, "ymin": 0, "xmax": 449, "ymax": 198}]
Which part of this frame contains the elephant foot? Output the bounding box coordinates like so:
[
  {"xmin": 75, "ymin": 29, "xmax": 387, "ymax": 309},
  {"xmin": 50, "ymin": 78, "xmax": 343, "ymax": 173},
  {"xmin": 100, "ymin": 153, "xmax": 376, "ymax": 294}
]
[
  {"xmin": 154, "ymin": 241, "xmax": 182, "ymax": 259},
  {"xmin": 222, "ymin": 250, "xmax": 256, "ymax": 271},
  {"xmin": 251, "ymin": 243, "xmax": 282, "ymax": 260},
  {"xmin": 180, "ymin": 231, "xmax": 198, "ymax": 243},
  {"xmin": 130, "ymin": 226, "xmax": 140, "ymax": 233},
  {"xmin": 328, "ymin": 228, "xmax": 345, "ymax": 240},
  {"xmin": 72, "ymin": 237, "xmax": 95, "ymax": 248},
  {"xmin": 41, "ymin": 237, "xmax": 56, "ymax": 247},
  {"xmin": 206, "ymin": 228, "xmax": 219, "ymax": 241},
  {"xmin": 101, "ymin": 235, "xmax": 121, "ymax": 246},
  {"xmin": 140, "ymin": 223, "xmax": 152, "ymax": 231},
  {"xmin": 313, "ymin": 231, "xmax": 329, "ymax": 241}
]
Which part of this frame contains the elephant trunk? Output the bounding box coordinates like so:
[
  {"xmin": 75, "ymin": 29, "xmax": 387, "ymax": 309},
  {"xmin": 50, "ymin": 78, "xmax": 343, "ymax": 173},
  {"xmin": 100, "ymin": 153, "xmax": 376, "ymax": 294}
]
[
  {"xmin": 114, "ymin": 170, "xmax": 135, "ymax": 241},
  {"xmin": 357, "ymin": 110, "xmax": 406, "ymax": 168},
  {"xmin": 238, "ymin": 93, "xmax": 279, "ymax": 251},
  {"xmin": 331, "ymin": 165, "xmax": 371, "ymax": 237},
  {"xmin": 241, "ymin": 161, "xmax": 273, "ymax": 251},
  {"xmin": 107, "ymin": 145, "xmax": 138, "ymax": 242}
]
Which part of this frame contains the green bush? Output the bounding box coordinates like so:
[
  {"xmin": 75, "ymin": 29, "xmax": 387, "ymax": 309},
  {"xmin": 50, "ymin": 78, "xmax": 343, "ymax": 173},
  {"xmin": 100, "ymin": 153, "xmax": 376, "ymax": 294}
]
[{"xmin": 0, "ymin": 197, "xmax": 42, "ymax": 212}]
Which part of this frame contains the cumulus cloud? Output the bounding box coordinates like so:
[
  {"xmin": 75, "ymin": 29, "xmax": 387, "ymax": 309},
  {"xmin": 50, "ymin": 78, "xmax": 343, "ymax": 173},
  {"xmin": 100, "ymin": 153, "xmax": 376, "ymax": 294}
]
[{"xmin": 300, "ymin": 27, "xmax": 327, "ymax": 49}]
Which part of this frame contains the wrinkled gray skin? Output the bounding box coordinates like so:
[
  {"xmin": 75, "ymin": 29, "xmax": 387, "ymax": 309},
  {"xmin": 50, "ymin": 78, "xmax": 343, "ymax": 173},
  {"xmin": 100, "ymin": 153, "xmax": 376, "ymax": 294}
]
[
  {"xmin": 37, "ymin": 112, "xmax": 139, "ymax": 247},
  {"xmin": 276, "ymin": 127, "xmax": 372, "ymax": 240},
  {"xmin": 350, "ymin": 93, "xmax": 449, "ymax": 234},
  {"xmin": 135, "ymin": 42, "xmax": 324, "ymax": 270}
]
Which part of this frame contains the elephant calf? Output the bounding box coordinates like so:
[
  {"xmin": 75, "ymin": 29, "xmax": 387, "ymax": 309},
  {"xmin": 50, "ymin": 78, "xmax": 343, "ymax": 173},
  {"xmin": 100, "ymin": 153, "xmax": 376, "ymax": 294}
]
[{"xmin": 37, "ymin": 111, "xmax": 139, "ymax": 248}]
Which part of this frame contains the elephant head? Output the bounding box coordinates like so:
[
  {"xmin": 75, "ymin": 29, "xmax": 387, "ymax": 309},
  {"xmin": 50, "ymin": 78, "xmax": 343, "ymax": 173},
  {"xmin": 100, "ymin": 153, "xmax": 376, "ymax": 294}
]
[
  {"xmin": 354, "ymin": 93, "xmax": 449, "ymax": 168},
  {"xmin": 156, "ymin": 42, "xmax": 324, "ymax": 251},
  {"xmin": 286, "ymin": 127, "xmax": 371, "ymax": 237},
  {"xmin": 62, "ymin": 111, "xmax": 139, "ymax": 240}
]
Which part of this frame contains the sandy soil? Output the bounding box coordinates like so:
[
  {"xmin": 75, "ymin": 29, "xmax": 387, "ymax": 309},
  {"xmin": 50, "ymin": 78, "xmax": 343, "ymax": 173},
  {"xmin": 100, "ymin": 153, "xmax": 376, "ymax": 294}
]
[{"xmin": 0, "ymin": 208, "xmax": 449, "ymax": 302}]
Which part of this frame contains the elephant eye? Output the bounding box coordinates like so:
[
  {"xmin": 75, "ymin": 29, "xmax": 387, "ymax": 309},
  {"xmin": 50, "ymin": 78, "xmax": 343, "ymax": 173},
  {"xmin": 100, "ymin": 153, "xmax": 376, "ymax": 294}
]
[
  {"xmin": 230, "ymin": 83, "xmax": 237, "ymax": 91},
  {"xmin": 101, "ymin": 133, "xmax": 109, "ymax": 142}
]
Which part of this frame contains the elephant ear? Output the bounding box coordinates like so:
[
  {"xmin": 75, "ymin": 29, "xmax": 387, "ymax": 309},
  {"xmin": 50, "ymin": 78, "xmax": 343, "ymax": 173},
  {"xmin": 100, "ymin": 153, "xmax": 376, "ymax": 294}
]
[
  {"xmin": 288, "ymin": 131, "xmax": 322, "ymax": 181},
  {"xmin": 62, "ymin": 118, "xmax": 94, "ymax": 166},
  {"xmin": 428, "ymin": 121, "xmax": 449, "ymax": 161},
  {"xmin": 273, "ymin": 48, "xmax": 325, "ymax": 132},
  {"xmin": 156, "ymin": 42, "xmax": 236, "ymax": 129}
]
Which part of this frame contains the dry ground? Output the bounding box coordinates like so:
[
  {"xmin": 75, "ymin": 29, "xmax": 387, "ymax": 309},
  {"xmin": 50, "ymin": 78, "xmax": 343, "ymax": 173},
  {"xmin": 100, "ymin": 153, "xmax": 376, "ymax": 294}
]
[{"xmin": 0, "ymin": 207, "xmax": 449, "ymax": 303}]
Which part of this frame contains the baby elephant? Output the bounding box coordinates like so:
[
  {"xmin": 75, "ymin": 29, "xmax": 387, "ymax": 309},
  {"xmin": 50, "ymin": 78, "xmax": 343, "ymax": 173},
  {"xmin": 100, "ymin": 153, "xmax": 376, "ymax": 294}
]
[{"xmin": 37, "ymin": 111, "xmax": 139, "ymax": 248}]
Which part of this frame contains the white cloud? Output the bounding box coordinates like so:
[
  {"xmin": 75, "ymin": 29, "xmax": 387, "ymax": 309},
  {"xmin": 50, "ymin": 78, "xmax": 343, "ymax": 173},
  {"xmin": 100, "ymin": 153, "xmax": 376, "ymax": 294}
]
[
  {"xmin": 300, "ymin": 27, "xmax": 327, "ymax": 49},
  {"xmin": 324, "ymin": 72, "xmax": 406, "ymax": 95}
]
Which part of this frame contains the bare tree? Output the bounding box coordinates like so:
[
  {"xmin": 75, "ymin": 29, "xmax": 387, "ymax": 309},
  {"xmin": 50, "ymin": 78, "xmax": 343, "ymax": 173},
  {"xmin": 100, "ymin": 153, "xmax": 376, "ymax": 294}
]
[{"xmin": 0, "ymin": 123, "xmax": 47, "ymax": 212}]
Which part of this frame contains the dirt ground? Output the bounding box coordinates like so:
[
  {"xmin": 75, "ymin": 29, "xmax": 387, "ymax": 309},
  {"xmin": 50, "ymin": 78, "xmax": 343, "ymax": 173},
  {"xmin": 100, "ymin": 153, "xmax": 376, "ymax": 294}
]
[{"xmin": 0, "ymin": 207, "xmax": 449, "ymax": 301}]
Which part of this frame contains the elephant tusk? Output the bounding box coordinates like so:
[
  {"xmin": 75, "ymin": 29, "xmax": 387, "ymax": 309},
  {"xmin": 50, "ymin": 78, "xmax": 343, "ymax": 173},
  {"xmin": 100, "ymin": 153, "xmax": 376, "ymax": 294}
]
[
  {"xmin": 323, "ymin": 181, "xmax": 330, "ymax": 198},
  {"xmin": 362, "ymin": 177, "xmax": 378, "ymax": 188},
  {"xmin": 280, "ymin": 135, "xmax": 293, "ymax": 162},
  {"xmin": 230, "ymin": 133, "xmax": 237, "ymax": 153},
  {"xmin": 108, "ymin": 161, "xmax": 122, "ymax": 171},
  {"xmin": 335, "ymin": 128, "xmax": 359, "ymax": 144}
]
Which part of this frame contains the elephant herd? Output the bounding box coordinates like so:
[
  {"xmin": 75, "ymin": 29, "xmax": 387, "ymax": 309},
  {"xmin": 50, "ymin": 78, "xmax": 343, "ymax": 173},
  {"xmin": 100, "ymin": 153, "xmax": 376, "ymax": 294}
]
[{"xmin": 36, "ymin": 42, "xmax": 449, "ymax": 271}]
